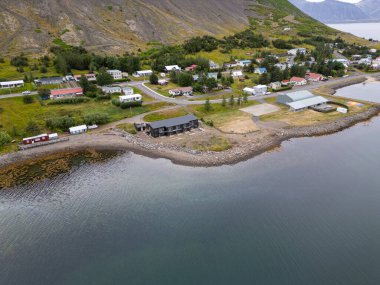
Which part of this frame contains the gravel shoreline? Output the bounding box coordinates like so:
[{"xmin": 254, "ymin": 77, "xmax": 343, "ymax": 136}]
[{"xmin": 1, "ymin": 105, "xmax": 379, "ymax": 169}]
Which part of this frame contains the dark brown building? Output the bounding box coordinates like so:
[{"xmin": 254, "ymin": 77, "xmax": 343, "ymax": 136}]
[{"xmin": 146, "ymin": 114, "xmax": 199, "ymax": 138}]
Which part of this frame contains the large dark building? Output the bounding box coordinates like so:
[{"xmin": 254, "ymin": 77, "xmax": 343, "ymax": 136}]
[{"xmin": 146, "ymin": 114, "xmax": 199, "ymax": 138}]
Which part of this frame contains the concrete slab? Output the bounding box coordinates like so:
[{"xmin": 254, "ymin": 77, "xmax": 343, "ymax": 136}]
[{"xmin": 240, "ymin": 103, "xmax": 280, "ymax": 116}]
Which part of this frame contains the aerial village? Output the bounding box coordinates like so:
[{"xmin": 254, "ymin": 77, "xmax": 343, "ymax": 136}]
[{"xmin": 1, "ymin": 35, "xmax": 380, "ymax": 153}]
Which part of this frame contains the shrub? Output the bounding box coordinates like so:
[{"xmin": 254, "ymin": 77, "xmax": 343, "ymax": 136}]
[
  {"xmin": 46, "ymin": 116, "xmax": 76, "ymax": 131},
  {"xmin": 25, "ymin": 121, "xmax": 40, "ymax": 135},
  {"xmin": 83, "ymin": 113, "xmax": 110, "ymax": 125},
  {"xmin": 120, "ymin": 101, "xmax": 142, "ymax": 109},
  {"xmin": 96, "ymin": 94, "xmax": 111, "ymax": 100},
  {"xmin": 23, "ymin": 95, "xmax": 34, "ymax": 104},
  {"xmin": 0, "ymin": 131, "xmax": 11, "ymax": 147},
  {"xmin": 111, "ymin": 98, "xmax": 121, "ymax": 106},
  {"xmin": 47, "ymin": 97, "xmax": 90, "ymax": 105}
]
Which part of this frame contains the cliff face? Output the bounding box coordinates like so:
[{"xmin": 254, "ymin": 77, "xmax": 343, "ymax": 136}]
[{"xmin": 0, "ymin": 0, "xmax": 253, "ymax": 54}]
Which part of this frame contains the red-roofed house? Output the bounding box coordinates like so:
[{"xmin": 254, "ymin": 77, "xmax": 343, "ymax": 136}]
[
  {"xmin": 185, "ymin": 64, "xmax": 198, "ymax": 72},
  {"xmin": 305, "ymin": 72, "xmax": 324, "ymax": 82},
  {"xmin": 290, "ymin": 77, "xmax": 307, "ymax": 86},
  {"xmin": 50, "ymin": 87, "xmax": 84, "ymax": 100},
  {"xmin": 281, "ymin": 80, "xmax": 290, "ymax": 86}
]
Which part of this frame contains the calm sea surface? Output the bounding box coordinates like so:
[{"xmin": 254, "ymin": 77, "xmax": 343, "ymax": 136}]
[
  {"xmin": 1, "ymin": 116, "xmax": 380, "ymax": 284},
  {"xmin": 328, "ymin": 22, "xmax": 380, "ymax": 40},
  {"xmin": 335, "ymin": 81, "xmax": 380, "ymax": 103}
]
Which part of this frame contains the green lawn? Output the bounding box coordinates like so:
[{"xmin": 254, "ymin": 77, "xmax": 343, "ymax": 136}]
[
  {"xmin": 0, "ymin": 60, "xmax": 61, "ymax": 81},
  {"xmin": 0, "ymin": 95, "xmax": 170, "ymax": 143},
  {"xmin": 143, "ymin": 108, "xmax": 189, "ymax": 122}
]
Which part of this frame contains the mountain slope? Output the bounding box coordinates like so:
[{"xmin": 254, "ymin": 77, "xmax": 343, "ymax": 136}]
[{"xmin": 0, "ymin": 0, "xmax": 336, "ymax": 55}]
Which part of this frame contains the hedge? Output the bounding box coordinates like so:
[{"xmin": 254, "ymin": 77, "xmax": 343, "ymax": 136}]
[{"xmin": 47, "ymin": 97, "xmax": 90, "ymax": 105}]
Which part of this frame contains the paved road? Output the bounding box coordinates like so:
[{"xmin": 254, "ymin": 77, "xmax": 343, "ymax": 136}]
[{"xmin": 1, "ymin": 72, "xmax": 379, "ymax": 103}]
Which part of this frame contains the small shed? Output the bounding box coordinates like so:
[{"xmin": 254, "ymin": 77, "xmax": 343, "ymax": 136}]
[{"xmin": 69, "ymin": 125, "xmax": 88, "ymax": 135}]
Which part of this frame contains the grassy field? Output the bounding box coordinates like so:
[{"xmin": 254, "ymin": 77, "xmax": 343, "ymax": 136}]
[
  {"xmin": 0, "ymin": 60, "xmax": 61, "ymax": 81},
  {"xmin": 115, "ymin": 123, "xmax": 137, "ymax": 134},
  {"xmin": 189, "ymin": 101, "xmax": 260, "ymax": 133},
  {"xmin": 143, "ymin": 108, "xmax": 189, "ymax": 122},
  {"xmin": 145, "ymin": 82, "xmax": 179, "ymax": 97},
  {"xmin": 0, "ymin": 95, "xmax": 169, "ymax": 142}
]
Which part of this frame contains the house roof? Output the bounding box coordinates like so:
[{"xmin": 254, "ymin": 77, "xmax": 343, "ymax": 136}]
[
  {"xmin": 35, "ymin": 77, "xmax": 64, "ymax": 83},
  {"xmin": 148, "ymin": 114, "xmax": 198, "ymax": 129},
  {"xmin": 165, "ymin": 65, "xmax": 181, "ymax": 71},
  {"xmin": 307, "ymin": 73, "xmax": 323, "ymax": 79},
  {"xmin": 285, "ymin": 90, "xmax": 315, "ymax": 102},
  {"xmin": 0, "ymin": 80, "xmax": 24, "ymax": 86},
  {"xmin": 69, "ymin": 125, "xmax": 87, "ymax": 132},
  {"xmin": 287, "ymin": 96, "xmax": 328, "ymax": 110},
  {"xmin": 107, "ymin": 70, "xmax": 122, "ymax": 73},
  {"xmin": 23, "ymin": 134, "xmax": 48, "ymax": 141},
  {"xmin": 290, "ymin": 76, "xmax": 306, "ymax": 82},
  {"xmin": 51, "ymin": 87, "xmax": 83, "ymax": 96}
]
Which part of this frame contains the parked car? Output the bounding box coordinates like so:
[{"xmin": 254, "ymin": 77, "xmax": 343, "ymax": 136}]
[{"xmin": 22, "ymin": 91, "xmax": 31, "ymax": 95}]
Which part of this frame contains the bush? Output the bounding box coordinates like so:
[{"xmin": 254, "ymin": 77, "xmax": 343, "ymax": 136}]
[
  {"xmin": 0, "ymin": 131, "xmax": 11, "ymax": 147},
  {"xmin": 83, "ymin": 113, "xmax": 110, "ymax": 125},
  {"xmin": 120, "ymin": 101, "xmax": 142, "ymax": 109},
  {"xmin": 25, "ymin": 121, "xmax": 40, "ymax": 135},
  {"xmin": 47, "ymin": 97, "xmax": 90, "ymax": 105},
  {"xmin": 96, "ymin": 94, "xmax": 111, "ymax": 100},
  {"xmin": 23, "ymin": 95, "xmax": 34, "ymax": 104},
  {"xmin": 111, "ymin": 98, "xmax": 121, "ymax": 106},
  {"xmin": 46, "ymin": 116, "xmax": 76, "ymax": 131}
]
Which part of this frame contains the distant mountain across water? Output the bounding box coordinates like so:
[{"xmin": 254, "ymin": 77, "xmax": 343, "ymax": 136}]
[{"xmin": 289, "ymin": 0, "xmax": 380, "ymax": 23}]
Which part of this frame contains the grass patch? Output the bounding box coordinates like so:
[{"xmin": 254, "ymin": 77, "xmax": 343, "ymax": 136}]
[
  {"xmin": 0, "ymin": 96, "xmax": 171, "ymax": 143},
  {"xmin": 191, "ymin": 135, "xmax": 231, "ymax": 152},
  {"xmin": 143, "ymin": 108, "xmax": 189, "ymax": 122},
  {"xmin": 116, "ymin": 123, "xmax": 137, "ymax": 134}
]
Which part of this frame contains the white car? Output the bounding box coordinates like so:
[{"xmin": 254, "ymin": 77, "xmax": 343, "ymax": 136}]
[{"xmin": 22, "ymin": 91, "xmax": 31, "ymax": 95}]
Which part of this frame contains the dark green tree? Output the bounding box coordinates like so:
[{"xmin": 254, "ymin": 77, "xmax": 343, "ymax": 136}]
[{"xmin": 149, "ymin": 73, "xmax": 159, "ymax": 85}]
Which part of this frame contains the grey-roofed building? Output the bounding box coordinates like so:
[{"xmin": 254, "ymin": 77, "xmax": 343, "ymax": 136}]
[
  {"xmin": 34, "ymin": 77, "xmax": 65, "ymax": 86},
  {"xmin": 287, "ymin": 96, "xmax": 328, "ymax": 112},
  {"xmin": 102, "ymin": 86, "xmax": 122, "ymax": 94},
  {"xmin": 146, "ymin": 114, "xmax": 199, "ymax": 138},
  {"xmin": 277, "ymin": 90, "xmax": 315, "ymax": 105}
]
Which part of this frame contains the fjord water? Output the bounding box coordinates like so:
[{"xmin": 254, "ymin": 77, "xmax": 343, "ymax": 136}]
[
  {"xmin": 335, "ymin": 82, "xmax": 380, "ymax": 103},
  {"xmin": 1, "ymin": 116, "xmax": 380, "ymax": 285},
  {"xmin": 328, "ymin": 22, "xmax": 380, "ymax": 40}
]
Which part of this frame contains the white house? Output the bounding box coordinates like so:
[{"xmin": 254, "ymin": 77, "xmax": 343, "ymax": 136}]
[
  {"xmin": 269, "ymin": 82, "xmax": 282, "ymax": 90},
  {"xmin": 231, "ymin": 70, "xmax": 244, "ymax": 78},
  {"xmin": 169, "ymin": 87, "xmax": 193, "ymax": 96},
  {"xmin": 102, "ymin": 86, "xmax": 122, "ymax": 94},
  {"xmin": 69, "ymin": 125, "xmax": 87, "ymax": 135},
  {"xmin": 238, "ymin": 60, "xmax": 252, "ymax": 67},
  {"xmin": 0, "ymin": 80, "xmax": 24, "ymax": 89},
  {"xmin": 133, "ymin": 70, "xmax": 153, "ymax": 77},
  {"xmin": 290, "ymin": 77, "xmax": 307, "ymax": 86},
  {"xmin": 158, "ymin": 79, "xmax": 169, "ymax": 85},
  {"xmin": 165, "ymin": 65, "xmax": 181, "ymax": 72},
  {"xmin": 224, "ymin": 61, "xmax": 239, "ymax": 69},
  {"xmin": 107, "ymin": 70, "xmax": 123, "ymax": 80},
  {"xmin": 358, "ymin": 58, "xmax": 372, "ymax": 65},
  {"xmin": 122, "ymin": 87, "xmax": 134, "ymax": 95},
  {"xmin": 254, "ymin": 85, "xmax": 268, "ymax": 96},
  {"xmin": 243, "ymin": 87, "xmax": 256, "ymax": 96},
  {"xmin": 209, "ymin": 60, "xmax": 220, "ymax": 70},
  {"xmin": 287, "ymin": 48, "xmax": 307, "ymax": 56},
  {"xmin": 119, "ymin": 94, "xmax": 142, "ymax": 103}
]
